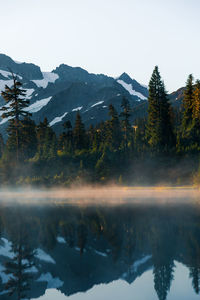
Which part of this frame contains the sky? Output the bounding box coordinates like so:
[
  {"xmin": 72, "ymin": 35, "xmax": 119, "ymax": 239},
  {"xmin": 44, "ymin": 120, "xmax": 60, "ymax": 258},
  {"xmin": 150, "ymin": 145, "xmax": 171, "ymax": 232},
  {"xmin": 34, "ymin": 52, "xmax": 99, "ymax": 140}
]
[{"xmin": 0, "ymin": 0, "xmax": 200, "ymax": 92}]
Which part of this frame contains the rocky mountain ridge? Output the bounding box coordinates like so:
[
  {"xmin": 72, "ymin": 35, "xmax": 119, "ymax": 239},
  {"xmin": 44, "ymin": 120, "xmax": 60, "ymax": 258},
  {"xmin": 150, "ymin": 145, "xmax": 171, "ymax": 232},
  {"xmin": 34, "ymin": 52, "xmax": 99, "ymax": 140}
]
[{"xmin": 0, "ymin": 54, "xmax": 182, "ymax": 136}]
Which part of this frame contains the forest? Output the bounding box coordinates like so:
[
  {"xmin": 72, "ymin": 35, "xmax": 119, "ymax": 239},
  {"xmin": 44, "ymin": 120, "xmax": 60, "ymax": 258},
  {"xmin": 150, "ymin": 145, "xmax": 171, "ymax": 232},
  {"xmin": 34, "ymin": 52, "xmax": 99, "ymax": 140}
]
[{"xmin": 0, "ymin": 66, "xmax": 199, "ymax": 186}]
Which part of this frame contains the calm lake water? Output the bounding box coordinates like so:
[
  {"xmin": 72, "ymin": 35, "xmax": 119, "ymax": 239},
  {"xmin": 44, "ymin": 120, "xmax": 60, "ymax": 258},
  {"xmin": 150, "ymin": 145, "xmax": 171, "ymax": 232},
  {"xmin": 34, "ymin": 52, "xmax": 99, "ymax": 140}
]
[{"xmin": 0, "ymin": 196, "xmax": 200, "ymax": 300}]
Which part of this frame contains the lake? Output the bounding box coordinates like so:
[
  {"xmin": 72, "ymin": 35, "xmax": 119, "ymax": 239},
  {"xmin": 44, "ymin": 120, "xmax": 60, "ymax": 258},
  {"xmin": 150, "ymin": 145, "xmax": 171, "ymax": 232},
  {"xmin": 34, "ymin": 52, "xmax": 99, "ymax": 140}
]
[{"xmin": 0, "ymin": 189, "xmax": 200, "ymax": 299}]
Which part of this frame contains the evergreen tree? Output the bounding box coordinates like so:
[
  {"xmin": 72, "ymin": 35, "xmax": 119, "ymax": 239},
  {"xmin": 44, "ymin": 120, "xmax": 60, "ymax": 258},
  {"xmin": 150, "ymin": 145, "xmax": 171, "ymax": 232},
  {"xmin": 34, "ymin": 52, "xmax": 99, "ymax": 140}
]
[
  {"xmin": 19, "ymin": 117, "xmax": 37, "ymax": 160},
  {"xmin": 73, "ymin": 113, "xmax": 87, "ymax": 150},
  {"xmin": 98, "ymin": 121, "xmax": 108, "ymax": 152},
  {"xmin": 120, "ymin": 97, "xmax": 132, "ymax": 151},
  {"xmin": 35, "ymin": 118, "xmax": 56, "ymax": 160},
  {"xmin": 0, "ymin": 74, "xmax": 31, "ymax": 161},
  {"xmin": 48, "ymin": 134, "xmax": 57, "ymax": 160},
  {"xmin": 88, "ymin": 124, "xmax": 95, "ymax": 148},
  {"xmin": 77, "ymin": 222, "xmax": 88, "ymax": 255},
  {"xmin": 177, "ymin": 75, "xmax": 198, "ymax": 152},
  {"xmin": 146, "ymin": 66, "xmax": 174, "ymax": 153},
  {"xmin": 153, "ymin": 262, "xmax": 174, "ymax": 300},
  {"xmin": 181, "ymin": 74, "xmax": 194, "ymax": 131},
  {"xmin": 190, "ymin": 80, "xmax": 200, "ymax": 149},
  {"xmin": 0, "ymin": 133, "xmax": 4, "ymax": 158},
  {"xmin": 91, "ymin": 126, "xmax": 101, "ymax": 153},
  {"xmin": 189, "ymin": 267, "xmax": 200, "ymax": 294},
  {"xmin": 106, "ymin": 104, "xmax": 121, "ymax": 150},
  {"xmin": 58, "ymin": 131, "xmax": 67, "ymax": 151},
  {"xmin": 3, "ymin": 218, "xmax": 35, "ymax": 300},
  {"xmin": 192, "ymin": 80, "xmax": 200, "ymax": 121},
  {"xmin": 62, "ymin": 120, "xmax": 73, "ymax": 153},
  {"xmin": 133, "ymin": 118, "xmax": 146, "ymax": 155}
]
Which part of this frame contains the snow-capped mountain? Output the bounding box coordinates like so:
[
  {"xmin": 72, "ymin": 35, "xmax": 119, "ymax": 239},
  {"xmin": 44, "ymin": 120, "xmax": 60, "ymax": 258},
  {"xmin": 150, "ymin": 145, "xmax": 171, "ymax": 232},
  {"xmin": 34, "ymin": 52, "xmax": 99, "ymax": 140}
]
[{"xmin": 0, "ymin": 54, "xmax": 149, "ymax": 135}]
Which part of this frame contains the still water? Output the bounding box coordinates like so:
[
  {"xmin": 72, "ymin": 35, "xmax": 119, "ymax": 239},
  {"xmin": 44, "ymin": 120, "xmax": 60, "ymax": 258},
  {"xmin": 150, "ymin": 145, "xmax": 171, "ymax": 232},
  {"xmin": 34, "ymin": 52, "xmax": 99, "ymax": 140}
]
[{"xmin": 0, "ymin": 195, "xmax": 200, "ymax": 300}]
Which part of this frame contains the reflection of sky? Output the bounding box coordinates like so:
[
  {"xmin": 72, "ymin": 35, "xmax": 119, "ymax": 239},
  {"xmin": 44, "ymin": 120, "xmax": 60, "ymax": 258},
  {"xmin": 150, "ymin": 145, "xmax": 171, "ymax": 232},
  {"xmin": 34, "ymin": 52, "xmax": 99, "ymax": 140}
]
[{"xmin": 32, "ymin": 262, "xmax": 200, "ymax": 300}]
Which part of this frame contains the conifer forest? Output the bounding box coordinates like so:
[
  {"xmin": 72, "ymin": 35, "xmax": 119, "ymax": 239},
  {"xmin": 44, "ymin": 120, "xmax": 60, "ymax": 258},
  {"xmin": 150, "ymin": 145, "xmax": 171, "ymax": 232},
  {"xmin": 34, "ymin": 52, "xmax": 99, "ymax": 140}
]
[{"xmin": 0, "ymin": 66, "xmax": 199, "ymax": 187}]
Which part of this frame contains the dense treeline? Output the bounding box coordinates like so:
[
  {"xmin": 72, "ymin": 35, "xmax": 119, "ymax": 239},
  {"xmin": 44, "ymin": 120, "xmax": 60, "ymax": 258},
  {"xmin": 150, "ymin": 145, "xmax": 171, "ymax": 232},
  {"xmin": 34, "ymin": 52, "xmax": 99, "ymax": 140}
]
[{"xmin": 0, "ymin": 66, "xmax": 200, "ymax": 186}]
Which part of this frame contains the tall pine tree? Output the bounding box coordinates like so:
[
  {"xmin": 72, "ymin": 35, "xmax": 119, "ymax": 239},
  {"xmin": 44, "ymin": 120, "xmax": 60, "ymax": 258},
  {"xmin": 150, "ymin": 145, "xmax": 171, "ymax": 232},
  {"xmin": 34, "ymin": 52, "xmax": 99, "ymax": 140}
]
[
  {"xmin": 177, "ymin": 74, "xmax": 197, "ymax": 152},
  {"xmin": 190, "ymin": 80, "xmax": 200, "ymax": 149},
  {"xmin": 0, "ymin": 73, "xmax": 31, "ymax": 161},
  {"xmin": 181, "ymin": 74, "xmax": 194, "ymax": 131},
  {"xmin": 146, "ymin": 66, "xmax": 174, "ymax": 153}
]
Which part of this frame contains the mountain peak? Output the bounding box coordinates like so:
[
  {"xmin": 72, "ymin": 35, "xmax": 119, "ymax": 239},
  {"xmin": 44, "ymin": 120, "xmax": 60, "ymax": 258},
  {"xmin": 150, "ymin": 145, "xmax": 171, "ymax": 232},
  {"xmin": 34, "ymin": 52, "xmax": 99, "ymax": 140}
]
[
  {"xmin": 0, "ymin": 53, "xmax": 43, "ymax": 80},
  {"xmin": 0, "ymin": 53, "xmax": 151, "ymax": 136},
  {"xmin": 118, "ymin": 72, "xmax": 133, "ymax": 84}
]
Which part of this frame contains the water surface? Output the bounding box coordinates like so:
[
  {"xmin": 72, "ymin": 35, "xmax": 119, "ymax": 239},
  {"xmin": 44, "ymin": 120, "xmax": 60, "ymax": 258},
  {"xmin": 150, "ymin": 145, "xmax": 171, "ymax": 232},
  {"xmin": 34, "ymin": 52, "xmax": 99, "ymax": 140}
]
[{"xmin": 0, "ymin": 192, "xmax": 200, "ymax": 299}]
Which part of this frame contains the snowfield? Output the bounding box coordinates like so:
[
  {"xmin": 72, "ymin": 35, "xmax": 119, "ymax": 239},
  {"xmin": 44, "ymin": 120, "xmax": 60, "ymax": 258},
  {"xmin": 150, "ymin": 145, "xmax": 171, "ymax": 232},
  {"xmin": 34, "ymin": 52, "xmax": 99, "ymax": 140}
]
[
  {"xmin": 26, "ymin": 88, "xmax": 35, "ymax": 99},
  {"xmin": 25, "ymin": 96, "xmax": 52, "ymax": 113},
  {"xmin": 37, "ymin": 272, "xmax": 63, "ymax": 289},
  {"xmin": 50, "ymin": 112, "xmax": 68, "ymax": 126},
  {"xmin": 0, "ymin": 238, "xmax": 15, "ymax": 259},
  {"xmin": 32, "ymin": 72, "xmax": 59, "ymax": 89},
  {"xmin": 72, "ymin": 106, "xmax": 83, "ymax": 112},
  {"xmin": 91, "ymin": 101, "xmax": 104, "ymax": 107},
  {"xmin": 117, "ymin": 80, "xmax": 147, "ymax": 100},
  {"xmin": 35, "ymin": 248, "xmax": 56, "ymax": 264}
]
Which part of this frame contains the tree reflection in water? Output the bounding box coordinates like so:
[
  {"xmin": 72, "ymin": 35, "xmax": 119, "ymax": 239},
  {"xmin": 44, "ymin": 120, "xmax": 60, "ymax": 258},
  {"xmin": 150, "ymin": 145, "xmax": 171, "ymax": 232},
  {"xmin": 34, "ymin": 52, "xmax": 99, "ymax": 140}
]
[{"xmin": 0, "ymin": 202, "xmax": 199, "ymax": 299}]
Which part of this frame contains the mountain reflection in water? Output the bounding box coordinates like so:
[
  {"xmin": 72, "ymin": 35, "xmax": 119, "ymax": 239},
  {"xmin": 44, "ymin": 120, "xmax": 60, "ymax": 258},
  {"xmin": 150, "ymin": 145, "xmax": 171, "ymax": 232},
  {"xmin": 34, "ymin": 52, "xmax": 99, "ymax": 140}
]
[{"xmin": 0, "ymin": 200, "xmax": 200, "ymax": 299}]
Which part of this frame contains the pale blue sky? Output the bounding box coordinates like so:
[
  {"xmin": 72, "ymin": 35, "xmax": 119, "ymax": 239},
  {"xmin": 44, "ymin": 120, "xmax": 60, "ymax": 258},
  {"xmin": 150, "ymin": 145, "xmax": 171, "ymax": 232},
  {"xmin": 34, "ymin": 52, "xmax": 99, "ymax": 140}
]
[{"xmin": 0, "ymin": 0, "xmax": 200, "ymax": 91}]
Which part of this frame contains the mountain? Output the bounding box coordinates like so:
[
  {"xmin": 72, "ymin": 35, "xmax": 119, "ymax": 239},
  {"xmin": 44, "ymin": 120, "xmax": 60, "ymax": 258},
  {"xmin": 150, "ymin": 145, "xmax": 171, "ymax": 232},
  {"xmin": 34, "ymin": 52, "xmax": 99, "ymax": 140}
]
[
  {"xmin": 0, "ymin": 54, "xmax": 149, "ymax": 136},
  {"xmin": 0, "ymin": 54, "xmax": 184, "ymax": 137},
  {"xmin": 0, "ymin": 234, "xmax": 152, "ymax": 300}
]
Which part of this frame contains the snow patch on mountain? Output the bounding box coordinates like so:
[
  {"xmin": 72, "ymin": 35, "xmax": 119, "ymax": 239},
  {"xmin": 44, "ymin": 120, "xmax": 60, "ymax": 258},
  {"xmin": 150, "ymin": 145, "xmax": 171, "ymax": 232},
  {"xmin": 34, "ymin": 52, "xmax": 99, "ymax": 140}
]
[
  {"xmin": 50, "ymin": 112, "xmax": 68, "ymax": 126},
  {"xmin": 32, "ymin": 72, "xmax": 59, "ymax": 89},
  {"xmin": 75, "ymin": 246, "xmax": 86, "ymax": 253},
  {"xmin": 91, "ymin": 101, "xmax": 104, "ymax": 107},
  {"xmin": 0, "ymin": 104, "xmax": 12, "ymax": 124},
  {"xmin": 0, "ymin": 79, "xmax": 13, "ymax": 93},
  {"xmin": 0, "ymin": 238, "xmax": 14, "ymax": 259},
  {"xmin": 35, "ymin": 248, "xmax": 56, "ymax": 264},
  {"xmin": 0, "ymin": 70, "xmax": 12, "ymax": 78},
  {"xmin": 72, "ymin": 106, "xmax": 83, "ymax": 112},
  {"xmin": 0, "ymin": 70, "xmax": 23, "ymax": 92},
  {"xmin": 56, "ymin": 236, "xmax": 66, "ymax": 244},
  {"xmin": 37, "ymin": 272, "xmax": 63, "ymax": 288},
  {"xmin": 0, "ymin": 117, "xmax": 11, "ymax": 125},
  {"xmin": 131, "ymin": 255, "xmax": 152, "ymax": 272},
  {"xmin": 141, "ymin": 83, "xmax": 148, "ymax": 89},
  {"xmin": 0, "ymin": 70, "xmax": 22, "ymax": 80},
  {"xmin": 26, "ymin": 88, "xmax": 35, "ymax": 99},
  {"xmin": 0, "ymin": 263, "xmax": 12, "ymax": 284},
  {"xmin": 26, "ymin": 96, "xmax": 52, "ymax": 113},
  {"xmin": 94, "ymin": 250, "xmax": 107, "ymax": 257},
  {"xmin": 0, "ymin": 96, "xmax": 51, "ymax": 125},
  {"xmin": 14, "ymin": 60, "xmax": 23, "ymax": 64},
  {"xmin": 117, "ymin": 80, "xmax": 147, "ymax": 100},
  {"xmin": 24, "ymin": 265, "xmax": 38, "ymax": 273},
  {"xmin": 122, "ymin": 255, "xmax": 152, "ymax": 279}
]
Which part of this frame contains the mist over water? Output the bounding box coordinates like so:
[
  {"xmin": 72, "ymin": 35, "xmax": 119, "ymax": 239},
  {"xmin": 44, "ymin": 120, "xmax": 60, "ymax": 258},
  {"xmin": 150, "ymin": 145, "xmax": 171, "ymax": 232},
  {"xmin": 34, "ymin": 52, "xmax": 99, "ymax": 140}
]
[{"xmin": 0, "ymin": 186, "xmax": 199, "ymax": 205}]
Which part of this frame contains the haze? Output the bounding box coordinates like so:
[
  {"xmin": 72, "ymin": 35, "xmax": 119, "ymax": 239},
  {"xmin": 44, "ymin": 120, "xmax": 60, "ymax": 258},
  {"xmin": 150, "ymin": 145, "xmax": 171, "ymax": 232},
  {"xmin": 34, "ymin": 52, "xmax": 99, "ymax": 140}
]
[
  {"xmin": 0, "ymin": 187, "xmax": 199, "ymax": 205},
  {"xmin": 0, "ymin": 0, "xmax": 200, "ymax": 91}
]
